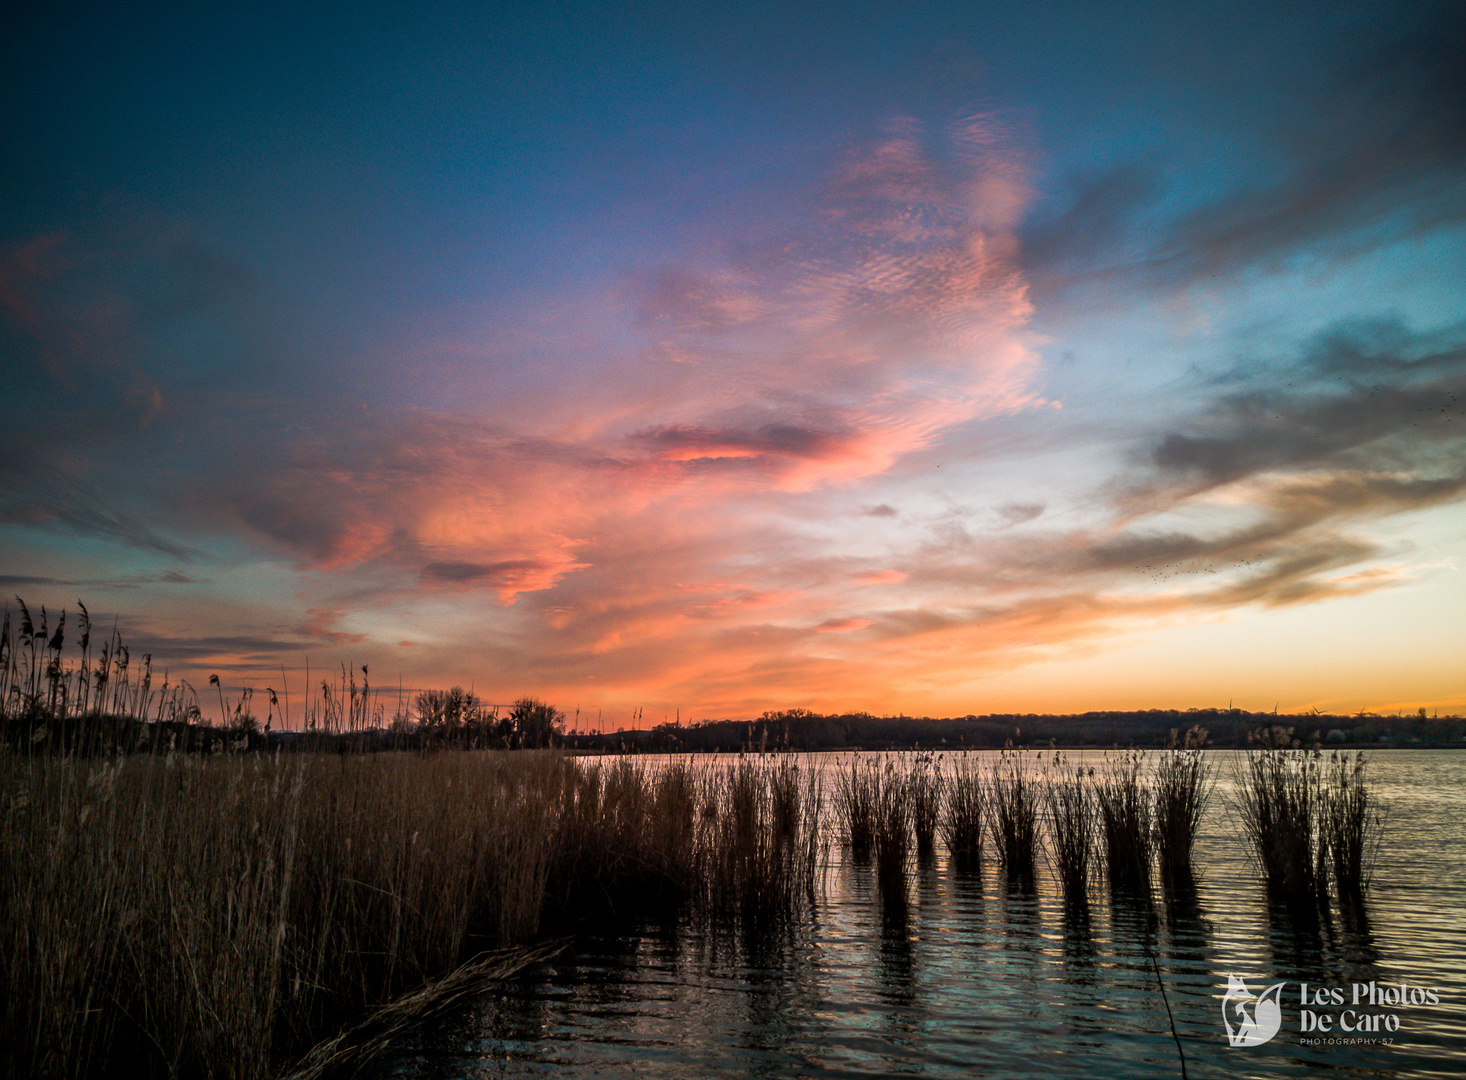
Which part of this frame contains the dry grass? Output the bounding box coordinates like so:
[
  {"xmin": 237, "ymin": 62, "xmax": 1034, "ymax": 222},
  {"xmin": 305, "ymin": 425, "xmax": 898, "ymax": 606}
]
[
  {"xmin": 832, "ymin": 755, "xmax": 880, "ymax": 857},
  {"xmin": 906, "ymin": 752, "xmax": 942, "ymax": 858},
  {"xmin": 700, "ymin": 756, "xmax": 824, "ymax": 919},
  {"xmin": 872, "ymin": 760, "xmax": 912, "ymax": 895},
  {"xmin": 278, "ymin": 940, "xmax": 568, "ymax": 1080},
  {"xmin": 0, "ymin": 749, "xmax": 570, "ymax": 1079},
  {"xmin": 1322, "ymin": 750, "xmax": 1380, "ymax": 900}
]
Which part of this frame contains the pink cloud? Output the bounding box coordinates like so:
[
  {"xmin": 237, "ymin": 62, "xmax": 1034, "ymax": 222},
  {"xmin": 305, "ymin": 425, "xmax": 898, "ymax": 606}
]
[
  {"xmin": 131, "ymin": 114, "xmax": 1077, "ymax": 712},
  {"xmin": 815, "ymin": 617, "xmax": 874, "ymax": 634},
  {"xmin": 855, "ymin": 569, "xmax": 907, "ymax": 585}
]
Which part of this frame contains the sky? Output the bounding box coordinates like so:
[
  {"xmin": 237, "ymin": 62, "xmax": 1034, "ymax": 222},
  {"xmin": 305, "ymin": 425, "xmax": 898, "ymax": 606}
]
[{"xmin": 3, "ymin": 0, "xmax": 1464, "ymax": 726}]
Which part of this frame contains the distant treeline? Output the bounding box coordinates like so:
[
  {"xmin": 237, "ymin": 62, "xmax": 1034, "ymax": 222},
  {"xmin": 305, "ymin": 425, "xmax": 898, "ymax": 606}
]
[
  {"xmin": 5, "ymin": 703, "xmax": 1463, "ymax": 758},
  {"xmin": 562, "ymin": 706, "xmax": 1466, "ymax": 754},
  {"xmin": 5, "ymin": 596, "xmax": 1462, "ymax": 756}
]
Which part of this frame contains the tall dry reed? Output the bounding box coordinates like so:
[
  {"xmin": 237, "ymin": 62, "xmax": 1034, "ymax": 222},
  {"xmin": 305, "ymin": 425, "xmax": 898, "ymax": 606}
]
[
  {"xmin": 0, "ymin": 749, "xmax": 573, "ymax": 1080},
  {"xmin": 907, "ymin": 752, "xmax": 942, "ymax": 858},
  {"xmin": 1044, "ymin": 755, "xmax": 1098, "ymax": 900},
  {"xmin": 1097, "ymin": 750, "xmax": 1154, "ymax": 893},
  {"xmin": 1154, "ymin": 744, "xmax": 1213, "ymax": 885},
  {"xmin": 0, "ymin": 748, "xmax": 825, "ymax": 1080},
  {"xmin": 872, "ymin": 759, "xmax": 912, "ymax": 895},
  {"xmin": 988, "ymin": 750, "xmax": 1041, "ymax": 883},
  {"xmin": 1233, "ymin": 743, "xmax": 1328, "ymax": 912},
  {"xmin": 832, "ymin": 755, "xmax": 880, "ymax": 857},
  {"xmin": 700, "ymin": 756, "xmax": 823, "ymax": 919},
  {"xmin": 1321, "ymin": 750, "xmax": 1379, "ymax": 900},
  {"xmin": 940, "ymin": 752, "xmax": 985, "ymax": 868}
]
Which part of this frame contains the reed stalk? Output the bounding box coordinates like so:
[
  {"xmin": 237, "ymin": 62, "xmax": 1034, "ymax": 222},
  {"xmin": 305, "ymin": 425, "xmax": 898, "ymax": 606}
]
[
  {"xmin": 1321, "ymin": 750, "xmax": 1379, "ymax": 900},
  {"xmin": 907, "ymin": 752, "xmax": 942, "ymax": 858},
  {"xmin": 873, "ymin": 758, "xmax": 912, "ymax": 895},
  {"xmin": 832, "ymin": 755, "xmax": 880, "ymax": 857}
]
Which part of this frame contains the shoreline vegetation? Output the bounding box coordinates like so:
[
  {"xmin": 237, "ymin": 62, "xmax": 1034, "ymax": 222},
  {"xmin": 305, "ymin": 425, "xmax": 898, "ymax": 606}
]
[
  {"xmin": 0, "ymin": 599, "xmax": 1404, "ymax": 1079},
  {"xmin": 2, "ymin": 748, "xmax": 828, "ymax": 1080}
]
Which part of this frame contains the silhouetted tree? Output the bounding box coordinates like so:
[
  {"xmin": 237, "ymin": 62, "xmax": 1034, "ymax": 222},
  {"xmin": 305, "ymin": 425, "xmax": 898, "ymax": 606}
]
[
  {"xmin": 415, "ymin": 687, "xmax": 479, "ymax": 730},
  {"xmin": 508, "ymin": 697, "xmax": 564, "ymax": 747}
]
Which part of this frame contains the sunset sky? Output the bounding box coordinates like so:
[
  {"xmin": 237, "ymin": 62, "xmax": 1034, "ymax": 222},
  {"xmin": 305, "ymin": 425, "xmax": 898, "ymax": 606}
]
[{"xmin": 3, "ymin": 1, "xmax": 1464, "ymax": 725}]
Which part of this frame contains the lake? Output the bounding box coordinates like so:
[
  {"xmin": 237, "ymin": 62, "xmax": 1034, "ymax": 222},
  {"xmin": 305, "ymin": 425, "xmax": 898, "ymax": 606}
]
[{"xmin": 373, "ymin": 749, "xmax": 1466, "ymax": 1079}]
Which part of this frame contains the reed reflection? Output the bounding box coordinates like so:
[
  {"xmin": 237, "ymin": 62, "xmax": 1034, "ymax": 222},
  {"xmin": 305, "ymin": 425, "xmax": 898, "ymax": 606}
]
[
  {"xmin": 1332, "ymin": 896, "xmax": 1380, "ymax": 970},
  {"xmin": 1060, "ymin": 895, "xmax": 1098, "ymax": 976},
  {"xmin": 722, "ymin": 915, "xmax": 831, "ymax": 1066},
  {"xmin": 1160, "ymin": 869, "xmax": 1211, "ymax": 960}
]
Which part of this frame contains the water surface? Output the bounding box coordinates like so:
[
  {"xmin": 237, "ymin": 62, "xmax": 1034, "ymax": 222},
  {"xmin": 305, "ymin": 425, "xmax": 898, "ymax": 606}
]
[{"xmin": 376, "ymin": 749, "xmax": 1466, "ymax": 1079}]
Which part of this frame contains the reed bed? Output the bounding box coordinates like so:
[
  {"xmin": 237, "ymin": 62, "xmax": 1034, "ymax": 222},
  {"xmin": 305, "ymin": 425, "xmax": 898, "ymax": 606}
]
[
  {"xmin": 0, "ymin": 598, "xmax": 425, "ymax": 754},
  {"xmin": 1043, "ymin": 755, "xmax": 1098, "ymax": 900},
  {"xmin": 0, "ymin": 749, "xmax": 567, "ymax": 1080},
  {"xmin": 988, "ymin": 751, "xmax": 1041, "ymax": 884},
  {"xmin": 700, "ymin": 757, "xmax": 824, "ymax": 919},
  {"xmin": 872, "ymin": 760, "xmax": 913, "ymax": 894},
  {"xmin": 0, "ymin": 748, "xmax": 823, "ymax": 1080},
  {"xmin": 940, "ymin": 752, "xmax": 985, "ymax": 869},
  {"xmin": 1233, "ymin": 743, "xmax": 1381, "ymax": 910}
]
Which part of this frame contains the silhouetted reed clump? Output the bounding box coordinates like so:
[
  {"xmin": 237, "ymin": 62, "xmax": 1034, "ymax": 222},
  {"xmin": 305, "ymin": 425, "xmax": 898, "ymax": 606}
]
[
  {"xmin": 873, "ymin": 760, "xmax": 913, "ymax": 894},
  {"xmin": 1322, "ymin": 750, "xmax": 1379, "ymax": 899},
  {"xmin": 696, "ymin": 757, "xmax": 823, "ymax": 919},
  {"xmin": 769, "ymin": 755, "xmax": 805, "ymax": 838},
  {"xmin": 1097, "ymin": 750, "xmax": 1154, "ymax": 893},
  {"xmin": 940, "ymin": 753, "xmax": 985, "ymax": 869},
  {"xmin": 988, "ymin": 751, "xmax": 1041, "ymax": 883},
  {"xmin": 833, "ymin": 755, "xmax": 881, "ymax": 857},
  {"xmin": 1154, "ymin": 726, "xmax": 1214, "ymax": 886},
  {"xmin": 907, "ymin": 752, "xmax": 942, "ymax": 857},
  {"xmin": 1044, "ymin": 754, "xmax": 1098, "ymax": 900},
  {"xmin": 1, "ymin": 599, "xmax": 213, "ymax": 754},
  {"xmin": 1234, "ymin": 730, "xmax": 1329, "ymax": 913}
]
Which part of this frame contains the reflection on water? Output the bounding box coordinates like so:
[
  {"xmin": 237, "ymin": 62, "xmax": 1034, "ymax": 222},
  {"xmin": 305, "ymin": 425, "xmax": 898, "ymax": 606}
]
[{"xmin": 375, "ymin": 750, "xmax": 1466, "ymax": 1079}]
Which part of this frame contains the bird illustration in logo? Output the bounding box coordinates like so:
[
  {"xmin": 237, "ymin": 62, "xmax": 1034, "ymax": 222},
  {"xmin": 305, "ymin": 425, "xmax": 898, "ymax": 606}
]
[{"xmin": 1223, "ymin": 975, "xmax": 1286, "ymax": 1047}]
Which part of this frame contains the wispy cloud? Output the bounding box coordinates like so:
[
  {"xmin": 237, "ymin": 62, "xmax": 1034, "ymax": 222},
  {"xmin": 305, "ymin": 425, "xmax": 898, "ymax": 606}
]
[
  {"xmin": 1025, "ymin": 6, "xmax": 1466, "ymax": 294},
  {"xmin": 0, "ymin": 458, "xmax": 194, "ymax": 560}
]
